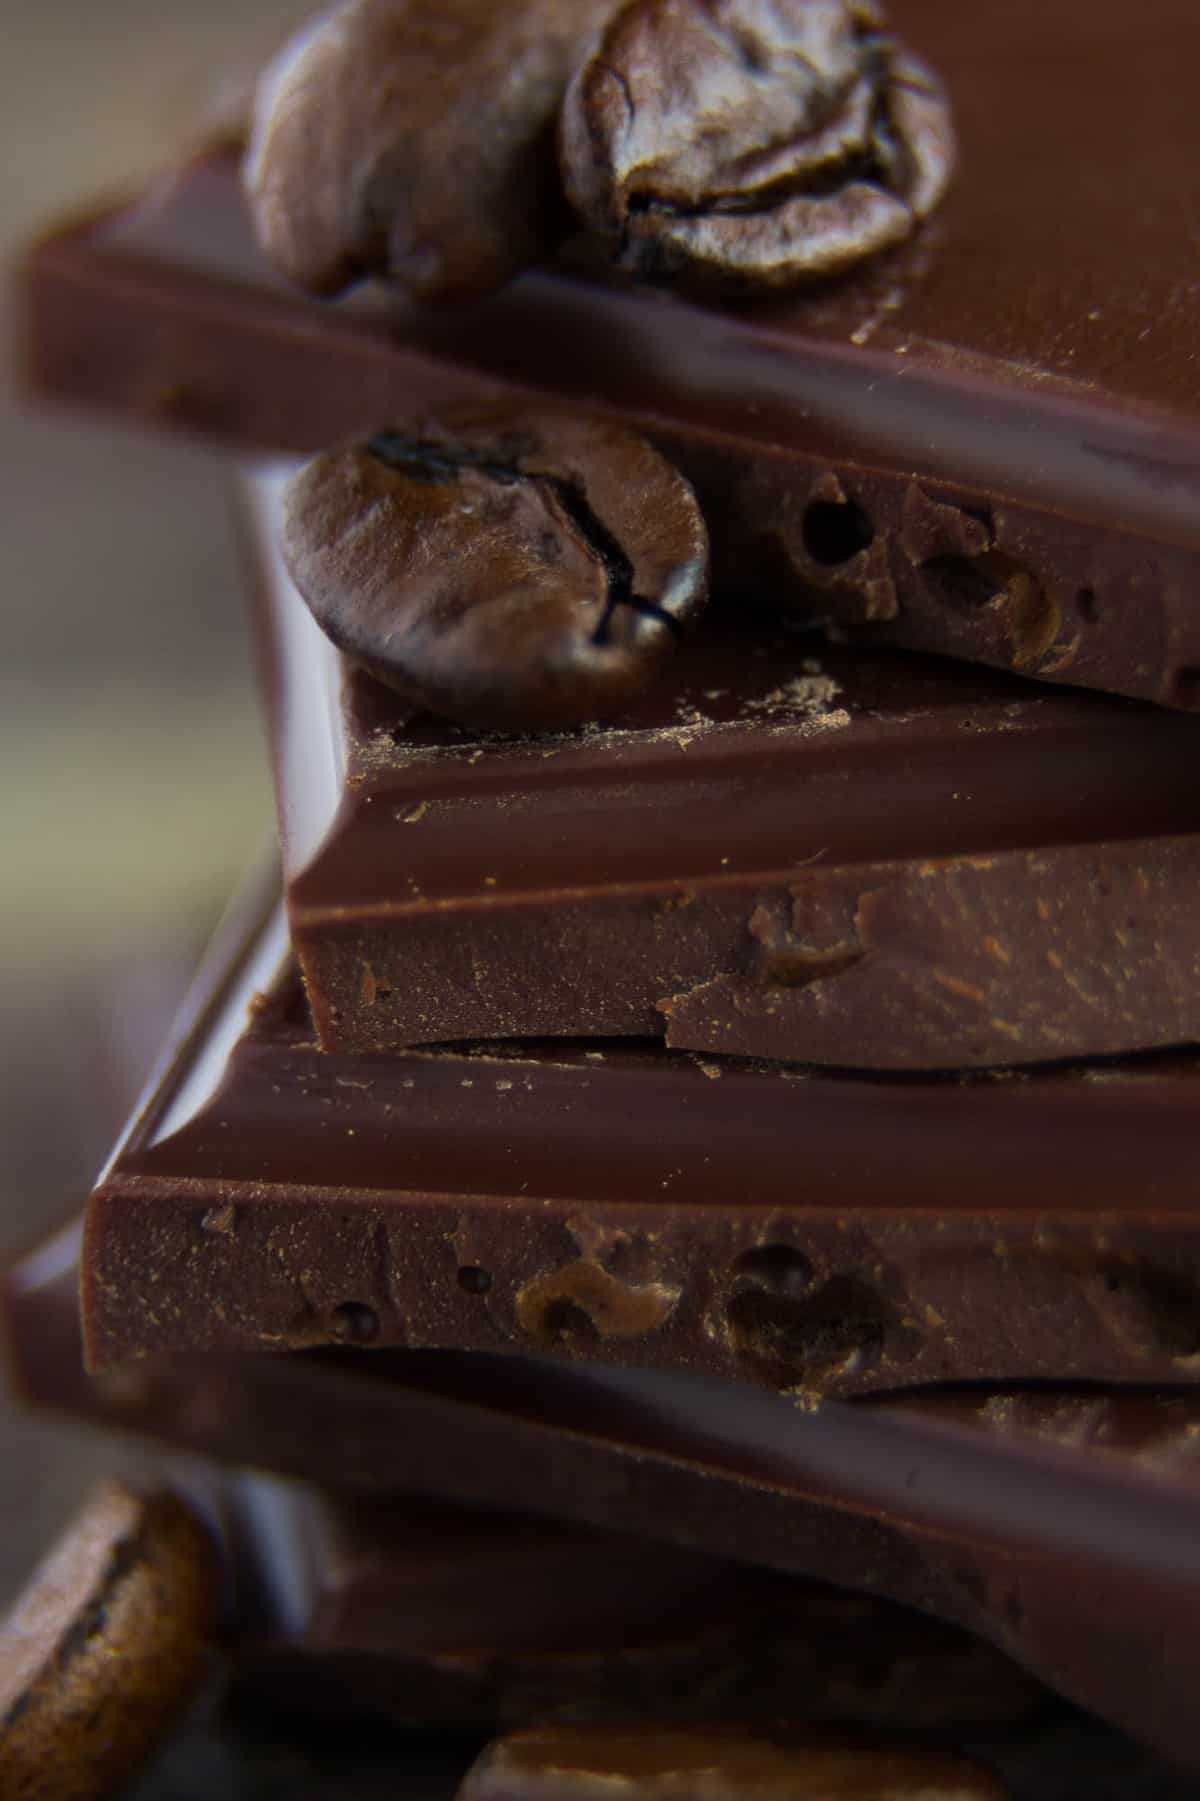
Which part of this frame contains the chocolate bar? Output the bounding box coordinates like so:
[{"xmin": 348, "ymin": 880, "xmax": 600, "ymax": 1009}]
[
  {"xmin": 12, "ymin": 1214, "xmax": 1200, "ymax": 1765},
  {"xmin": 81, "ymin": 902, "xmax": 1200, "ymax": 1395},
  {"xmin": 228, "ymin": 1478, "xmax": 1040, "ymax": 1732},
  {"xmin": 11, "ymin": 1216, "xmax": 1200, "ymax": 1523},
  {"xmin": 226, "ymin": 1452, "xmax": 1200, "ymax": 1773},
  {"xmin": 246, "ymin": 461, "xmax": 1200, "ymax": 1065},
  {"xmin": 23, "ymin": 0, "xmax": 1200, "ymax": 711}
]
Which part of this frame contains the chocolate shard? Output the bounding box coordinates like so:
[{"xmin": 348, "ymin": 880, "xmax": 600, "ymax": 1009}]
[
  {"xmin": 244, "ymin": 464, "xmax": 1200, "ymax": 1068},
  {"xmin": 10, "ymin": 1209, "xmax": 1200, "ymax": 1764},
  {"xmin": 80, "ymin": 901, "xmax": 1200, "ymax": 1404},
  {"xmin": 454, "ymin": 1726, "xmax": 1008, "ymax": 1801},
  {"xmin": 657, "ymin": 842, "xmax": 1200, "ymax": 1067},
  {"xmin": 11, "ymin": 1213, "xmax": 1200, "ymax": 1525},
  {"xmin": 227, "ymin": 1478, "xmax": 1042, "ymax": 1732},
  {"xmin": 23, "ymin": 0, "xmax": 1200, "ymax": 711}
]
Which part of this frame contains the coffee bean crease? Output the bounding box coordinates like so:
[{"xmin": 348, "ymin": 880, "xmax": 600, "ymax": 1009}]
[
  {"xmin": 285, "ymin": 410, "xmax": 709, "ymax": 733},
  {"xmin": 366, "ymin": 431, "xmax": 685, "ymax": 648}
]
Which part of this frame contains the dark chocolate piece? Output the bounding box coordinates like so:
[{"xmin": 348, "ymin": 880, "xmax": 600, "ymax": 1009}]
[
  {"xmin": 12, "ymin": 1217, "xmax": 1200, "ymax": 1518},
  {"xmin": 560, "ymin": 0, "xmax": 955, "ymax": 293},
  {"xmin": 229, "ymin": 1480, "xmax": 1040, "ymax": 1732},
  {"xmin": 119, "ymin": 1705, "xmax": 1200, "ymax": 1801},
  {"xmin": 0, "ymin": 1481, "xmax": 217, "ymax": 1801},
  {"xmin": 283, "ymin": 409, "xmax": 708, "ymax": 731},
  {"xmin": 11, "ymin": 1216, "xmax": 1200, "ymax": 1764},
  {"xmin": 24, "ymin": 0, "xmax": 1200, "ymax": 713},
  {"xmin": 245, "ymin": 465, "xmax": 1200, "ymax": 1066},
  {"xmin": 455, "ymin": 1727, "xmax": 1007, "ymax": 1801},
  {"xmin": 246, "ymin": 0, "xmax": 613, "ymax": 304},
  {"xmin": 81, "ymin": 903, "xmax": 1200, "ymax": 1400}
]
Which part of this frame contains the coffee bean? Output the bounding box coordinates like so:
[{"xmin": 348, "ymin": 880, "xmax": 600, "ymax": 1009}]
[
  {"xmin": 0, "ymin": 1483, "xmax": 218, "ymax": 1801},
  {"xmin": 282, "ymin": 408, "xmax": 710, "ymax": 732},
  {"xmin": 560, "ymin": 0, "xmax": 956, "ymax": 294},
  {"xmin": 457, "ymin": 1725, "xmax": 1011, "ymax": 1801},
  {"xmin": 245, "ymin": 0, "xmax": 613, "ymax": 305}
]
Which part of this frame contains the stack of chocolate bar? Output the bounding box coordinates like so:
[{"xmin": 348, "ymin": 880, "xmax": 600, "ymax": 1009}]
[{"xmin": 8, "ymin": 0, "xmax": 1200, "ymax": 1794}]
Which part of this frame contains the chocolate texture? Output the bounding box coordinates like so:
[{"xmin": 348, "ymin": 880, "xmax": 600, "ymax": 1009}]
[
  {"xmin": 282, "ymin": 411, "xmax": 708, "ymax": 731},
  {"xmin": 12, "ymin": 1217, "xmax": 1200, "ymax": 1523},
  {"xmin": 228, "ymin": 1479, "xmax": 1040, "ymax": 1732},
  {"xmin": 22, "ymin": 0, "xmax": 1200, "ymax": 710},
  {"xmin": 227, "ymin": 1462, "xmax": 1200, "ymax": 1772},
  {"xmin": 11, "ymin": 1214, "xmax": 1200, "ymax": 1763},
  {"xmin": 80, "ymin": 901, "xmax": 1200, "ymax": 1399},
  {"xmin": 245, "ymin": 465, "xmax": 1200, "ymax": 1065}
]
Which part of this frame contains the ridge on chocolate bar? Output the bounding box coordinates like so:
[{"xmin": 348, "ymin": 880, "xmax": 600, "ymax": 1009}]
[
  {"xmin": 243, "ymin": 464, "xmax": 1200, "ymax": 1066},
  {"xmin": 226, "ymin": 1475, "xmax": 1040, "ymax": 1733},
  {"xmin": 23, "ymin": 0, "xmax": 1200, "ymax": 710}
]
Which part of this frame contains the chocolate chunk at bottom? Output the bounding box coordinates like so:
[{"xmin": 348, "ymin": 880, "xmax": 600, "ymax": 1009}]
[{"xmin": 456, "ymin": 1725, "xmax": 1008, "ymax": 1801}]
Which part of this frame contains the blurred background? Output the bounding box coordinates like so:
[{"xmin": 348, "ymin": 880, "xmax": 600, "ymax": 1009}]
[{"xmin": 1, "ymin": 0, "xmax": 311, "ymax": 1599}]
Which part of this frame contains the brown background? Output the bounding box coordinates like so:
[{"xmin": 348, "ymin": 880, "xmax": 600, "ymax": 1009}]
[{"xmin": 0, "ymin": 0, "xmax": 309, "ymax": 1605}]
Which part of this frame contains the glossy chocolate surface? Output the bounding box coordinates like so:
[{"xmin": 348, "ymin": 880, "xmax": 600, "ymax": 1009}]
[
  {"xmin": 11, "ymin": 1217, "xmax": 1200, "ymax": 1517},
  {"xmin": 80, "ymin": 901, "xmax": 1200, "ymax": 1403},
  {"xmin": 14, "ymin": 1207, "xmax": 1200, "ymax": 1766},
  {"xmin": 24, "ymin": 0, "xmax": 1200, "ymax": 709},
  {"xmin": 245, "ymin": 465, "xmax": 1200, "ymax": 1066},
  {"xmin": 229, "ymin": 1479, "xmax": 1039, "ymax": 1733}
]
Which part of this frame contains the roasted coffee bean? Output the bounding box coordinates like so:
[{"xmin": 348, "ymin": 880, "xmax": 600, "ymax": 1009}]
[
  {"xmin": 0, "ymin": 1482, "xmax": 218, "ymax": 1801},
  {"xmin": 560, "ymin": 0, "xmax": 955, "ymax": 293},
  {"xmin": 456, "ymin": 1725, "xmax": 1011, "ymax": 1801},
  {"xmin": 282, "ymin": 409, "xmax": 709, "ymax": 732},
  {"xmin": 246, "ymin": 0, "xmax": 614, "ymax": 305}
]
